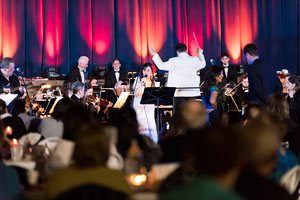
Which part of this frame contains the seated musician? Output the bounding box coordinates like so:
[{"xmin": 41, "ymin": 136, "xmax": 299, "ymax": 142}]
[
  {"xmin": 0, "ymin": 57, "xmax": 25, "ymax": 113},
  {"xmin": 70, "ymin": 81, "xmax": 85, "ymax": 104},
  {"xmin": 85, "ymin": 79, "xmax": 113, "ymax": 121},
  {"xmin": 0, "ymin": 57, "xmax": 25, "ymax": 96}
]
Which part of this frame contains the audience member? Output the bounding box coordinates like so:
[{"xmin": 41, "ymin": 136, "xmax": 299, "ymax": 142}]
[
  {"xmin": 45, "ymin": 124, "xmax": 132, "ymax": 200},
  {"xmin": 0, "ymin": 120, "xmax": 22, "ymax": 199}
]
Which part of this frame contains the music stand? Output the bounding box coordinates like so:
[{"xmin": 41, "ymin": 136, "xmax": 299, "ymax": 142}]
[{"xmin": 141, "ymin": 87, "xmax": 176, "ymax": 133}]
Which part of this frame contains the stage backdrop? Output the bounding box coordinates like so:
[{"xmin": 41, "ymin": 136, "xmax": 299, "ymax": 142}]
[{"xmin": 0, "ymin": 0, "xmax": 299, "ymax": 77}]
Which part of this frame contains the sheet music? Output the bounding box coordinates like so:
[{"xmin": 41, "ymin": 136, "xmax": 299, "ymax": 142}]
[
  {"xmin": 0, "ymin": 93, "xmax": 18, "ymax": 105},
  {"xmin": 113, "ymin": 92, "xmax": 130, "ymax": 109}
]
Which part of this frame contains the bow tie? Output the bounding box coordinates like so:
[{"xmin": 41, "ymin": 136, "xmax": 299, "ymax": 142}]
[{"xmin": 114, "ymin": 71, "xmax": 119, "ymax": 73}]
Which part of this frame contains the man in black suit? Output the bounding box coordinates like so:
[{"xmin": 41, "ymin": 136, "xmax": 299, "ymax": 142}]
[
  {"xmin": 70, "ymin": 81, "xmax": 85, "ymax": 104},
  {"xmin": 104, "ymin": 58, "xmax": 127, "ymax": 103},
  {"xmin": 68, "ymin": 56, "xmax": 89, "ymax": 88},
  {"xmin": 243, "ymin": 44, "xmax": 282, "ymax": 106},
  {"xmin": 219, "ymin": 53, "xmax": 239, "ymax": 85}
]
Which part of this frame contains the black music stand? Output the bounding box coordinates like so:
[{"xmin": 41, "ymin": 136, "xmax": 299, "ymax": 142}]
[{"xmin": 141, "ymin": 87, "xmax": 176, "ymax": 133}]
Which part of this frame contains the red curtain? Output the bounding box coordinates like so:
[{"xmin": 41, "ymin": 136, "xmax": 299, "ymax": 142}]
[{"xmin": 0, "ymin": 0, "xmax": 299, "ymax": 76}]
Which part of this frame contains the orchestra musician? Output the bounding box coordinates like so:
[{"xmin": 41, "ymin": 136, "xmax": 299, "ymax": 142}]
[
  {"xmin": 243, "ymin": 43, "xmax": 282, "ymax": 106},
  {"xmin": 70, "ymin": 81, "xmax": 85, "ymax": 104},
  {"xmin": 104, "ymin": 58, "xmax": 127, "ymax": 103},
  {"xmin": 0, "ymin": 57, "xmax": 26, "ymax": 113},
  {"xmin": 202, "ymin": 65, "xmax": 224, "ymax": 125},
  {"xmin": 68, "ymin": 56, "xmax": 89, "ymax": 89},
  {"xmin": 0, "ymin": 57, "xmax": 25, "ymax": 96}
]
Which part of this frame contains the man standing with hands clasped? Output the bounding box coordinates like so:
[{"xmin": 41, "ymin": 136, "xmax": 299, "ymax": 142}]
[{"xmin": 149, "ymin": 43, "xmax": 206, "ymax": 114}]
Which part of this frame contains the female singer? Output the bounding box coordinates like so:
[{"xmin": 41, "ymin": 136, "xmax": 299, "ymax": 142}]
[
  {"xmin": 202, "ymin": 65, "xmax": 224, "ymax": 125},
  {"xmin": 132, "ymin": 63, "xmax": 158, "ymax": 143}
]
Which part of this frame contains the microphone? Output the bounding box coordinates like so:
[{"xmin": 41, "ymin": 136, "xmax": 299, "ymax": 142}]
[
  {"xmin": 210, "ymin": 59, "xmax": 215, "ymax": 65},
  {"xmin": 16, "ymin": 68, "xmax": 22, "ymax": 72}
]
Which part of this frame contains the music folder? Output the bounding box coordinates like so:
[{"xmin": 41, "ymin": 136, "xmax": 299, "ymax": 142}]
[
  {"xmin": 0, "ymin": 93, "xmax": 18, "ymax": 106},
  {"xmin": 113, "ymin": 92, "xmax": 130, "ymax": 109},
  {"xmin": 140, "ymin": 87, "xmax": 176, "ymax": 105}
]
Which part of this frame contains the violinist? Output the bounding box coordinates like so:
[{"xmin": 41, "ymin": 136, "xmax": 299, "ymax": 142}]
[
  {"xmin": 85, "ymin": 80, "xmax": 113, "ymax": 121},
  {"xmin": 70, "ymin": 81, "xmax": 85, "ymax": 104},
  {"xmin": 202, "ymin": 65, "xmax": 224, "ymax": 125}
]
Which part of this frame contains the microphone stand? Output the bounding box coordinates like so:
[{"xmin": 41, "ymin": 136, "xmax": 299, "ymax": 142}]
[{"xmin": 18, "ymin": 69, "xmax": 33, "ymax": 116}]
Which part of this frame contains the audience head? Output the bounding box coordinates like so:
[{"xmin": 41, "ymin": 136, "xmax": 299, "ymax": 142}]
[
  {"xmin": 71, "ymin": 81, "xmax": 85, "ymax": 98},
  {"xmin": 242, "ymin": 103, "xmax": 262, "ymax": 126},
  {"xmin": 112, "ymin": 58, "xmax": 121, "ymax": 71},
  {"xmin": 265, "ymin": 93, "xmax": 289, "ymax": 121},
  {"xmin": 191, "ymin": 125, "xmax": 241, "ymax": 186},
  {"xmin": 112, "ymin": 107, "xmax": 139, "ymax": 158},
  {"xmin": 51, "ymin": 97, "xmax": 74, "ymax": 121},
  {"xmin": 77, "ymin": 56, "xmax": 89, "ymax": 70},
  {"xmin": 179, "ymin": 100, "xmax": 206, "ymax": 130},
  {"xmin": 238, "ymin": 113, "xmax": 280, "ymax": 176},
  {"xmin": 62, "ymin": 104, "xmax": 95, "ymax": 141},
  {"xmin": 73, "ymin": 124, "xmax": 109, "ymax": 168},
  {"xmin": 0, "ymin": 57, "xmax": 15, "ymax": 77},
  {"xmin": 175, "ymin": 43, "xmax": 187, "ymax": 54},
  {"xmin": 243, "ymin": 43, "xmax": 259, "ymax": 64}
]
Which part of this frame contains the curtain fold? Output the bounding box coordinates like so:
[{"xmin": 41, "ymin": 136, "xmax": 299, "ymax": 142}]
[{"xmin": 0, "ymin": 0, "xmax": 299, "ymax": 76}]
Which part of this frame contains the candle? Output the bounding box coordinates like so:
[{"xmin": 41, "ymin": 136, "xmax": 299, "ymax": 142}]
[
  {"xmin": 10, "ymin": 139, "xmax": 23, "ymax": 161},
  {"xmin": 4, "ymin": 126, "xmax": 13, "ymax": 136},
  {"xmin": 10, "ymin": 138, "xmax": 19, "ymax": 147},
  {"xmin": 128, "ymin": 173, "xmax": 147, "ymax": 186}
]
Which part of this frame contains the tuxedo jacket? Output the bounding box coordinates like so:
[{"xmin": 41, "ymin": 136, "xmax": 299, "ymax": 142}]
[
  {"xmin": 247, "ymin": 59, "xmax": 282, "ymax": 105},
  {"xmin": 104, "ymin": 69, "xmax": 127, "ymax": 88},
  {"xmin": 70, "ymin": 94, "xmax": 81, "ymax": 104},
  {"xmin": 104, "ymin": 69, "xmax": 127, "ymax": 103},
  {"xmin": 68, "ymin": 67, "xmax": 87, "ymax": 83},
  {"xmin": 221, "ymin": 65, "xmax": 239, "ymax": 84}
]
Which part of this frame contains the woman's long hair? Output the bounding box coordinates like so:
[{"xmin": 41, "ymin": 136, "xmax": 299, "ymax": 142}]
[
  {"xmin": 140, "ymin": 63, "xmax": 156, "ymax": 87},
  {"xmin": 202, "ymin": 65, "xmax": 223, "ymax": 99}
]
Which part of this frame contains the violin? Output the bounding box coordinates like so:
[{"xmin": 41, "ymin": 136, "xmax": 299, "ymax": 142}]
[{"xmin": 85, "ymin": 94, "xmax": 110, "ymax": 114}]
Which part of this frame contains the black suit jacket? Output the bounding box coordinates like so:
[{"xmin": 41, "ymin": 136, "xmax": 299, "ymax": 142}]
[
  {"xmin": 104, "ymin": 69, "xmax": 127, "ymax": 103},
  {"xmin": 247, "ymin": 59, "xmax": 282, "ymax": 105},
  {"xmin": 68, "ymin": 67, "xmax": 87, "ymax": 83},
  {"xmin": 221, "ymin": 65, "xmax": 239, "ymax": 84},
  {"xmin": 0, "ymin": 72, "xmax": 21, "ymax": 95},
  {"xmin": 70, "ymin": 94, "xmax": 81, "ymax": 104},
  {"xmin": 104, "ymin": 70, "xmax": 127, "ymax": 88}
]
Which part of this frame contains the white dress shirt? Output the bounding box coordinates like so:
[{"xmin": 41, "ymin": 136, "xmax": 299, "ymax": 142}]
[
  {"xmin": 224, "ymin": 66, "xmax": 229, "ymax": 78},
  {"xmin": 114, "ymin": 70, "xmax": 120, "ymax": 82},
  {"xmin": 152, "ymin": 51, "xmax": 206, "ymax": 97},
  {"xmin": 79, "ymin": 69, "xmax": 85, "ymax": 83}
]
